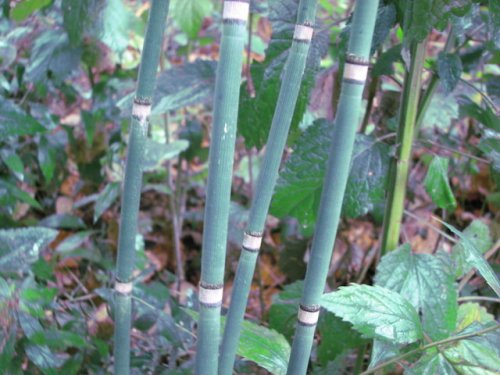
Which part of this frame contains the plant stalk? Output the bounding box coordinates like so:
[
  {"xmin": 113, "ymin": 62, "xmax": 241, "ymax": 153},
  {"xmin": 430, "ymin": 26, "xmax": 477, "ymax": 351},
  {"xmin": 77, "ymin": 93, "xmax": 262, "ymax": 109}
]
[
  {"xmin": 218, "ymin": 1, "xmax": 318, "ymax": 373},
  {"xmin": 195, "ymin": 2, "xmax": 249, "ymax": 374},
  {"xmin": 380, "ymin": 39, "xmax": 427, "ymax": 254},
  {"xmin": 113, "ymin": 1, "xmax": 170, "ymax": 374},
  {"xmin": 286, "ymin": 1, "xmax": 380, "ymax": 374}
]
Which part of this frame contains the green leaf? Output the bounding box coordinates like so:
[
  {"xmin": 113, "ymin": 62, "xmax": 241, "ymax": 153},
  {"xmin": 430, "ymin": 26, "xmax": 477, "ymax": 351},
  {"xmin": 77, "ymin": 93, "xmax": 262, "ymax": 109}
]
[
  {"xmin": 171, "ymin": 0, "xmax": 213, "ymax": 39},
  {"xmin": 39, "ymin": 214, "xmax": 86, "ymax": 229},
  {"xmin": 0, "ymin": 98, "xmax": 46, "ymax": 140},
  {"xmin": 271, "ymin": 121, "xmax": 391, "ymax": 229},
  {"xmin": 424, "ymin": 156, "xmax": 457, "ymax": 211},
  {"xmin": 25, "ymin": 344, "xmax": 65, "ymax": 373},
  {"xmin": 0, "ymin": 149, "xmax": 24, "ymax": 180},
  {"xmin": 321, "ymin": 284, "xmax": 423, "ymax": 344},
  {"xmin": 478, "ymin": 138, "xmax": 500, "ymax": 172},
  {"xmin": 62, "ymin": 0, "xmax": 96, "ymax": 46},
  {"xmin": 98, "ymin": 0, "xmax": 136, "ymax": 54},
  {"xmin": 26, "ymin": 30, "xmax": 82, "ymax": 82},
  {"xmin": 30, "ymin": 329, "xmax": 89, "ymax": 350},
  {"xmin": 444, "ymin": 221, "xmax": 500, "ymax": 297},
  {"xmin": 451, "ymin": 220, "xmax": 492, "ymax": 278},
  {"xmin": 375, "ymin": 244, "xmax": 457, "ymax": 340},
  {"xmin": 185, "ymin": 309, "xmax": 291, "ymax": 374},
  {"xmin": 372, "ymin": 44, "xmax": 402, "ymax": 77},
  {"xmin": 143, "ymin": 139, "xmax": 189, "ymax": 172},
  {"xmin": 10, "ymin": 0, "xmax": 51, "ymax": 22},
  {"xmin": 437, "ymin": 52, "xmax": 462, "ymax": 94},
  {"xmin": 0, "ymin": 179, "xmax": 42, "ymax": 209},
  {"xmin": 369, "ymin": 340, "xmax": 401, "ymax": 369},
  {"xmin": 456, "ymin": 303, "xmax": 495, "ymax": 332},
  {"xmin": 238, "ymin": 0, "xmax": 328, "ymax": 149},
  {"xmin": 421, "ymin": 91, "xmax": 459, "ymax": 132},
  {"xmin": 93, "ymin": 182, "xmax": 120, "ymax": 223},
  {"xmin": 21, "ymin": 287, "xmax": 57, "ymax": 305},
  {"xmin": 0, "ymin": 227, "xmax": 57, "ymax": 274},
  {"xmin": 0, "ymin": 40, "xmax": 17, "ymax": 69},
  {"xmin": 411, "ymin": 352, "xmax": 457, "ymax": 375},
  {"xmin": 460, "ymin": 99, "xmax": 500, "ymax": 132},
  {"xmin": 269, "ymin": 281, "xmax": 303, "ymax": 341},
  {"xmin": 38, "ymin": 136, "xmax": 57, "ymax": 183}
]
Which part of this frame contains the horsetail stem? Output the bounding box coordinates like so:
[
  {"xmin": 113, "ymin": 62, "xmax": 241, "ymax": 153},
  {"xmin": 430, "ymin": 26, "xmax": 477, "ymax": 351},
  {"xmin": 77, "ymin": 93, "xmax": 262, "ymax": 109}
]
[
  {"xmin": 218, "ymin": 1, "xmax": 318, "ymax": 373},
  {"xmin": 195, "ymin": 1, "xmax": 249, "ymax": 374},
  {"xmin": 113, "ymin": 1, "xmax": 170, "ymax": 374},
  {"xmin": 285, "ymin": 1, "xmax": 380, "ymax": 373}
]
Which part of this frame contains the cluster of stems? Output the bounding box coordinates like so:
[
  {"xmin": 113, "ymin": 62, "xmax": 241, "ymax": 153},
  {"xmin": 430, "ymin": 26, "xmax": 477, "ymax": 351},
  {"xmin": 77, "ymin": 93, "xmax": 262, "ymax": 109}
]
[
  {"xmin": 195, "ymin": 1, "xmax": 250, "ymax": 374},
  {"xmin": 113, "ymin": 1, "xmax": 170, "ymax": 374},
  {"xmin": 286, "ymin": 0, "xmax": 380, "ymax": 373},
  {"xmin": 218, "ymin": 0, "xmax": 319, "ymax": 374}
]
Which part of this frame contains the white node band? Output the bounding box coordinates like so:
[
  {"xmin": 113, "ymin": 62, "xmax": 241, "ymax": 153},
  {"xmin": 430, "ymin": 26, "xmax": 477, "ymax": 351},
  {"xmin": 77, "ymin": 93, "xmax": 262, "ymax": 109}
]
[
  {"xmin": 294, "ymin": 25, "xmax": 314, "ymax": 41},
  {"xmin": 199, "ymin": 286, "xmax": 223, "ymax": 306},
  {"xmin": 115, "ymin": 281, "xmax": 133, "ymax": 294},
  {"xmin": 242, "ymin": 233, "xmax": 262, "ymax": 251},
  {"xmin": 343, "ymin": 63, "xmax": 369, "ymax": 82},
  {"xmin": 132, "ymin": 102, "xmax": 151, "ymax": 119},
  {"xmin": 298, "ymin": 307, "xmax": 320, "ymax": 325},
  {"xmin": 223, "ymin": 1, "xmax": 249, "ymax": 21}
]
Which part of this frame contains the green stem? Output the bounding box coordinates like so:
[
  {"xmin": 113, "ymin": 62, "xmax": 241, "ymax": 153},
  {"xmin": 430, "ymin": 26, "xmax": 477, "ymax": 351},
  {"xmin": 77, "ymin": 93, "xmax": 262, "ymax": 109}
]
[
  {"xmin": 362, "ymin": 324, "xmax": 500, "ymax": 375},
  {"xmin": 354, "ymin": 344, "xmax": 367, "ymax": 374},
  {"xmin": 195, "ymin": 2, "xmax": 249, "ymax": 374},
  {"xmin": 286, "ymin": 1, "xmax": 380, "ymax": 374},
  {"xmin": 380, "ymin": 39, "xmax": 427, "ymax": 254},
  {"xmin": 218, "ymin": 1, "xmax": 318, "ymax": 373},
  {"xmin": 458, "ymin": 296, "xmax": 500, "ymax": 303},
  {"xmin": 113, "ymin": 1, "xmax": 170, "ymax": 374}
]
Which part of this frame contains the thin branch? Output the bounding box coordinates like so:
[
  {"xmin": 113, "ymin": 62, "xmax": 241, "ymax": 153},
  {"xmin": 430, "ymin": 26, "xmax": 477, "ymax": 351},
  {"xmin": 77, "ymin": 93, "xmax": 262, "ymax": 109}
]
[
  {"xmin": 417, "ymin": 139, "xmax": 490, "ymax": 164},
  {"xmin": 403, "ymin": 210, "xmax": 457, "ymax": 243},
  {"xmin": 361, "ymin": 324, "xmax": 500, "ymax": 375},
  {"xmin": 458, "ymin": 296, "xmax": 500, "ymax": 304}
]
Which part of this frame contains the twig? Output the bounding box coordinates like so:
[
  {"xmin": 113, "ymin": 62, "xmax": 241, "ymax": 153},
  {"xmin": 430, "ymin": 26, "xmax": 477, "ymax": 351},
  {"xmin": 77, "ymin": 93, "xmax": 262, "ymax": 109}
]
[
  {"xmin": 458, "ymin": 296, "xmax": 500, "ymax": 304},
  {"xmin": 417, "ymin": 139, "xmax": 490, "ymax": 164},
  {"xmin": 403, "ymin": 210, "xmax": 457, "ymax": 243},
  {"xmin": 361, "ymin": 324, "xmax": 500, "ymax": 374}
]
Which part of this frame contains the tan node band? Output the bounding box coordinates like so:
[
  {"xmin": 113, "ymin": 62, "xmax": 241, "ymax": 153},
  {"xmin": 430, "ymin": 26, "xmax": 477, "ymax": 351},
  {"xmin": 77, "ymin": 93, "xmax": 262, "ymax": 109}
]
[
  {"xmin": 293, "ymin": 25, "xmax": 314, "ymax": 41},
  {"xmin": 199, "ymin": 285, "xmax": 223, "ymax": 306},
  {"xmin": 242, "ymin": 233, "xmax": 262, "ymax": 251},
  {"xmin": 115, "ymin": 281, "xmax": 133, "ymax": 294},
  {"xmin": 343, "ymin": 63, "xmax": 369, "ymax": 82},
  {"xmin": 298, "ymin": 306, "xmax": 320, "ymax": 325},
  {"xmin": 223, "ymin": 1, "xmax": 249, "ymax": 21}
]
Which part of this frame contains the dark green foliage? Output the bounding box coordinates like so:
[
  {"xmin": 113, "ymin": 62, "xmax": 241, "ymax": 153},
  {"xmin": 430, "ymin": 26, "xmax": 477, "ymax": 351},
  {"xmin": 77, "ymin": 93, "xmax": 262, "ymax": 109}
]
[
  {"xmin": 238, "ymin": 0, "xmax": 328, "ymax": 149},
  {"xmin": 437, "ymin": 52, "xmax": 463, "ymax": 93},
  {"xmin": 271, "ymin": 121, "xmax": 391, "ymax": 230},
  {"xmin": 424, "ymin": 156, "xmax": 457, "ymax": 211},
  {"xmin": 0, "ymin": 98, "xmax": 46, "ymax": 140}
]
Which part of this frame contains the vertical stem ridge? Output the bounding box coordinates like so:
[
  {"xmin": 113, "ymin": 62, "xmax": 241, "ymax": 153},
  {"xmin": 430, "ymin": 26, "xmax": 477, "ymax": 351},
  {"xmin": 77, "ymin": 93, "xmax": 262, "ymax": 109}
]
[
  {"xmin": 286, "ymin": 1, "xmax": 379, "ymax": 374},
  {"xmin": 113, "ymin": 1, "xmax": 170, "ymax": 375},
  {"xmin": 380, "ymin": 39, "xmax": 427, "ymax": 254},
  {"xmin": 218, "ymin": 1, "xmax": 318, "ymax": 373},
  {"xmin": 195, "ymin": 1, "xmax": 249, "ymax": 374}
]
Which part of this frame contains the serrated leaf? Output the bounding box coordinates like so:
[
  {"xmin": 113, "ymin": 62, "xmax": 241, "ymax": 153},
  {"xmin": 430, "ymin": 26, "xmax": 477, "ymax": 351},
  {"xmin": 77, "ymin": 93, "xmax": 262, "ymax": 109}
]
[
  {"xmin": 321, "ymin": 284, "xmax": 423, "ymax": 344},
  {"xmin": 10, "ymin": 0, "xmax": 51, "ymax": 22},
  {"xmin": 375, "ymin": 244, "xmax": 457, "ymax": 340},
  {"xmin": 26, "ymin": 30, "xmax": 81, "ymax": 82},
  {"xmin": 0, "ymin": 227, "xmax": 57, "ymax": 274},
  {"xmin": 0, "ymin": 98, "xmax": 46, "ymax": 140},
  {"xmin": 238, "ymin": 0, "xmax": 328, "ymax": 149},
  {"xmin": 437, "ymin": 52, "xmax": 463, "ymax": 94},
  {"xmin": 451, "ymin": 220, "xmax": 492, "ymax": 278},
  {"xmin": 93, "ymin": 182, "xmax": 120, "ymax": 223},
  {"xmin": 185, "ymin": 309, "xmax": 290, "ymax": 374},
  {"xmin": 271, "ymin": 121, "xmax": 390, "ymax": 228},
  {"xmin": 424, "ymin": 156, "xmax": 457, "ymax": 211},
  {"xmin": 369, "ymin": 340, "xmax": 400, "ymax": 369},
  {"xmin": 171, "ymin": 0, "xmax": 213, "ymax": 39},
  {"xmin": 411, "ymin": 352, "xmax": 457, "ymax": 375},
  {"xmin": 143, "ymin": 139, "xmax": 189, "ymax": 171},
  {"xmin": 98, "ymin": 0, "xmax": 136, "ymax": 54},
  {"xmin": 444, "ymin": 221, "xmax": 500, "ymax": 297},
  {"xmin": 456, "ymin": 303, "xmax": 495, "ymax": 332}
]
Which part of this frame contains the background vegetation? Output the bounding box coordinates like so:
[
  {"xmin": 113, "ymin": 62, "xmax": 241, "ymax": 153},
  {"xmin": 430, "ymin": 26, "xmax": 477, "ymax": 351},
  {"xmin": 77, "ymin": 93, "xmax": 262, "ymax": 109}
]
[{"xmin": 0, "ymin": 0, "xmax": 499, "ymax": 374}]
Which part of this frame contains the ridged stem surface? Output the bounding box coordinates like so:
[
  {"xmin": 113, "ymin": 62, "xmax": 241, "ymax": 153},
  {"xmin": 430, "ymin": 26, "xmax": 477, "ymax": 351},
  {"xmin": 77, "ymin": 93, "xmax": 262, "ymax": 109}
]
[
  {"xmin": 218, "ymin": 1, "xmax": 318, "ymax": 374},
  {"xmin": 113, "ymin": 1, "xmax": 170, "ymax": 374},
  {"xmin": 196, "ymin": 2, "xmax": 249, "ymax": 374},
  {"xmin": 286, "ymin": 1, "xmax": 379, "ymax": 374}
]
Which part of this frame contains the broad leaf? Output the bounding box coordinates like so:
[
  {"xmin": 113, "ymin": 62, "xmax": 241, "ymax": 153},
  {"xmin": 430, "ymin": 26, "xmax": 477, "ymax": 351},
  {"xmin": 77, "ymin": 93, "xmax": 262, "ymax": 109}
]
[
  {"xmin": 62, "ymin": 0, "xmax": 96, "ymax": 46},
  {"xmin": 0, "ymin": 227, "xmax": 57, "ymax": 274},
  {"xmin": 445, "ymin": 221, "xmax": 500, "ymax": 296},
  {"xmin": 424, "ymin": 156, "xmax": 457, "ymax": 211},
  {"xmin": 269, "ymin": 281, "xmax": 303, "ymax": 341},
  {"xmin": 0, "ymin": 98, "xmax": 46, "ymax": 140},
  {"xmin": 460, "ymin": 98, "xmax": 500, "ymax": 132},
  {"xmin": 93, "ymin": 182, "xmax": 120, "ymax": 223},
  {"xmin": 143, "ymin": 139, "xmax": 189, "ymax": 171},
  {"xmin": 238, "ymin": 0, "xmax": 328, "ymax": 149},
  {"xmin": 97, "ymin": 0, "xmax": 136, "ymax": 54},
  {"xmin": 375, "ymin": 244, "xmax": 457, "ymax": 340},
  {"xmin": 372, "ymin": 44, "xmax": 402, "ymax": 77},
  {"xmin": 456, "ymin": 303, "xmax": 495, "ymax": 332},
  {"xmin": 437, "ymin": 52, "xmax": 463, "ymax": 94},
  {"xmin": 171, "ymin": 0, "xmax": 213, "ymax": 39},
  {"xmin": 369, "ymin": 340, "xmax": 400, "ymax": 369},
  {"xmin": 10, "ymin": 0, "xmax": 51, "ymax": 22},
  {"xmin": 185, "ymin": 309, "xmax": 290, "ymax": 374},
  {"xmin": 26, "ymin": 30, "xmax": 81, "ymax": 82},
  {"xmin": 25, "ymin": 344, "xmax": 66, "ymax": 373},
  {"xmin": 38, "ymin": 136, "xmax": 57, "ymax": 183},
  {"xmin": 451, "ymin": 220, "xmax": 492, "ymax": 278},
  {"xmin": 321, "ymin": 284, "xmax": 423, "ymax": 344},
  {"xmin": 271, "ymin": 121, "xmax": 391, "ymax": 229},
  {"xmin": 411, "ymin": 352, "xmax": 457, "ymax": 374}
]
